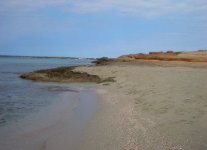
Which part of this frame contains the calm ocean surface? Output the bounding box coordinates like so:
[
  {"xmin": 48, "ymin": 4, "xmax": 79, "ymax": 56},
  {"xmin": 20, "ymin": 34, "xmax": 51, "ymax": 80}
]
[{"xmin": 0, "ymin": 57, "xmax": 91, "ymax": 127}]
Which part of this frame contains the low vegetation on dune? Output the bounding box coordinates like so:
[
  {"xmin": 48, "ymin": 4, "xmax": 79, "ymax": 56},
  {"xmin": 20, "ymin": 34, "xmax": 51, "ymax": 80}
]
[{"xmin": 118, "ymin": 50, "xmax": 207, "ymax": 62}]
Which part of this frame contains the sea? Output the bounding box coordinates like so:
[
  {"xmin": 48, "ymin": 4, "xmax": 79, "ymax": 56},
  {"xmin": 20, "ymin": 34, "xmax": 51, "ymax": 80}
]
[{"xmin": 0, "ymin": 56, "xmax": 92, "ymax": 127}]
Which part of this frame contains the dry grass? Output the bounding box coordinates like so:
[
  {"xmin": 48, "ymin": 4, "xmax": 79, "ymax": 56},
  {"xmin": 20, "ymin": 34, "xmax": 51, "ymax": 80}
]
[{"xmin": 118, "ymin": 50, "xmax": 207, "ymax": 62}]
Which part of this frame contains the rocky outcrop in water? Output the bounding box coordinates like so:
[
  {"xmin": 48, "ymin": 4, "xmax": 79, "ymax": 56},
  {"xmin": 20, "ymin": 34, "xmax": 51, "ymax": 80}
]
[{"xmin": 20, "ymin": 66, "xmax": 115, "ymax": 83}]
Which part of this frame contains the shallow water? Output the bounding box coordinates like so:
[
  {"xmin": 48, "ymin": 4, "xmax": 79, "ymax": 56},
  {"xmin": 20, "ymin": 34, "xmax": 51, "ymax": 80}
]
[
  {"xmin": 0, "ymin": 83, "xmax": 97, "ymax": 150},
  {"xmin": 0, "ymin": 56, "xmax": 98, "ymax": 150},
  {"xmin": 0, "ymin": 56, "xmax": 91, "ymax": 127}
]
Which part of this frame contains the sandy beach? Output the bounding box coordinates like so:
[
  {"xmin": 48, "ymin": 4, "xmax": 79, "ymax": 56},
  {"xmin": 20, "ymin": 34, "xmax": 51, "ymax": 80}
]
[
  {"xmin": 8, "ymin": 59, "xmax": 207, "ymax": 150},
  {"xmin": 2, "ymin": 0, "xmax": 207, "ymax": 148},
  {"xmin": 2, "ymin": 0, "xmax": 207, "ymax": 147},
  {"xmin": 75, "ymin": 61, "xmax": 207, "ymax": 150}
]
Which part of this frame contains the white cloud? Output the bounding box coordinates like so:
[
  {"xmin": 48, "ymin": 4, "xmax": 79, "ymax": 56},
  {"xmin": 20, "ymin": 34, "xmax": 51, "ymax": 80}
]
[{"xmin": 0, "ymin": 0, "xmax": 207, "ymax": 17}]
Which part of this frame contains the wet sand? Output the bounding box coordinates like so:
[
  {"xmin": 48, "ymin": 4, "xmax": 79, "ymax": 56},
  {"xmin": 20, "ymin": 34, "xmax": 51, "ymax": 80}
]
[
  {"xmin": 0, "ymin": 84, "xmax": 97, "ymax": 150},
  {"xmin": 76, "ymin": 61, "xmax": 207, "ymax": 150}
]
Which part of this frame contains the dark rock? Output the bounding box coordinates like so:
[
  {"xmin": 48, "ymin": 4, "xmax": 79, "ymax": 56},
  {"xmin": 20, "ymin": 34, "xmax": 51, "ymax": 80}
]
[
  {"xmin": 92, "ymin": 57, "xmax": 113, "ymax": 65},
  {"xmin": 20, "ymin": 66, "xmax": 116, "ymax": 84}
]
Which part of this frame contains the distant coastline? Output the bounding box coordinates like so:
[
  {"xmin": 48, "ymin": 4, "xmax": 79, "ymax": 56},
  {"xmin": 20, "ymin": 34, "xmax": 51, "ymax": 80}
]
[{"xmin": 0, "ymin": 55, "xmax": 96, "ymax": 60}]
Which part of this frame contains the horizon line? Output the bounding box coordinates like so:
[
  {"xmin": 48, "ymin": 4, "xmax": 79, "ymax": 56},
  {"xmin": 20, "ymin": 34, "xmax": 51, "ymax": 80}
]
[{"xmin": 0, "ymin": 54, "xmax": 96, "ymax": 59}]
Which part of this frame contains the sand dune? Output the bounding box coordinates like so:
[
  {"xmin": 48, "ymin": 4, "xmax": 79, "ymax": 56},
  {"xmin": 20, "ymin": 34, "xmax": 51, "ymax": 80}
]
[{"xmin": 118, "ymin": 50, "xmax": 207, "ymax": 62}]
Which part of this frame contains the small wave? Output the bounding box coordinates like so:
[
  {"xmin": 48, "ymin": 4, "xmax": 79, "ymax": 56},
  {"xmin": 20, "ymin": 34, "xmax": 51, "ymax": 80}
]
[{"xmin": 42, "ymin": 86, "xmax": 79, "ymax": 93}]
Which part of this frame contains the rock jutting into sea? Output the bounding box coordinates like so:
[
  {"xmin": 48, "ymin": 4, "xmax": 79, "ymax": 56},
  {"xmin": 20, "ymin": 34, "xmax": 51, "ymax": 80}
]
[{"xmin": 20, "ymin": 66, "xmax": 115, "ymax": 83}]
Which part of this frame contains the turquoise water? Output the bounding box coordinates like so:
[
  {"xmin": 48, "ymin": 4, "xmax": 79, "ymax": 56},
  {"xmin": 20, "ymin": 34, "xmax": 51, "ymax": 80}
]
[{"xmin": 0, "ymin": 57, "xmax": 92, "ymax": 126}]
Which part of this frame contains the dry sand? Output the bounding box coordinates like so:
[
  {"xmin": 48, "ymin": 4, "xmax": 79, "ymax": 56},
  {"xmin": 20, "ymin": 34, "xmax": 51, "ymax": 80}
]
[{"xmin": 75, "ymin": 61, "xmax": 207, "ymax": 150}]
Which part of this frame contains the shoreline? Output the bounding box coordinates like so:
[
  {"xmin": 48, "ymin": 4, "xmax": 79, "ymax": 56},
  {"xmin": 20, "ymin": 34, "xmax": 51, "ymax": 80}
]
[{"xmin": 79, "ymin": 84, "xmax": 137, "ymax": 150}]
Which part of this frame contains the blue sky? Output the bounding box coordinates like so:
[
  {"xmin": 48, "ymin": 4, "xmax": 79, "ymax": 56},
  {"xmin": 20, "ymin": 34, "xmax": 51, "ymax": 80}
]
[{"xmin": 0, "ymin": 0, "xmax": 207, "ymax": 58}]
